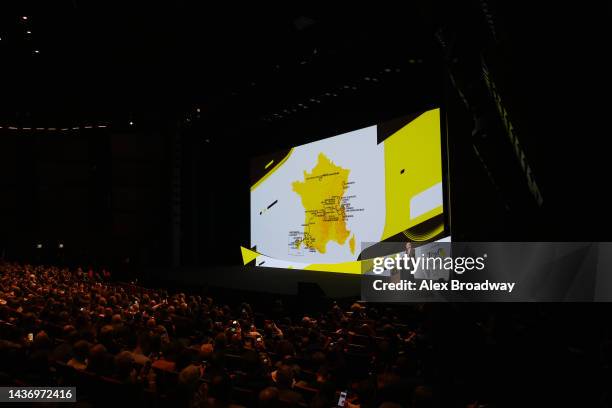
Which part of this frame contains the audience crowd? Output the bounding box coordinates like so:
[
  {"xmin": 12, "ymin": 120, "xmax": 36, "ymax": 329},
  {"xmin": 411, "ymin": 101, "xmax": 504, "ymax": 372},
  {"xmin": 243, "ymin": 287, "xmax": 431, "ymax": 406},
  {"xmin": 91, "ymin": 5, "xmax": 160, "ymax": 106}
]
[{"xmin": 1, "ymin": 261, "xmax": 611, "ymax": 407}]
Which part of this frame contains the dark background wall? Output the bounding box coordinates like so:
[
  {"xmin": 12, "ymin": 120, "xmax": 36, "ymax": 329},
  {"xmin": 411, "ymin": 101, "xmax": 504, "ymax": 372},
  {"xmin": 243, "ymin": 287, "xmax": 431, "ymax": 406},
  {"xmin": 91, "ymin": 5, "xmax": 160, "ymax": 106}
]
[{"xmin": 0, "ymin": 125, "xmax": 172, "ymax": 271}]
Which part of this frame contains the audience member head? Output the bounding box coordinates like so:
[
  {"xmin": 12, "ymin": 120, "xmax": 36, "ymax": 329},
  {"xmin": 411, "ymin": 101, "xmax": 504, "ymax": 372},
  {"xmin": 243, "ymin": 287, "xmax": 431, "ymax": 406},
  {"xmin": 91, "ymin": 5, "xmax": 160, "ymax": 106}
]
[
  {"xmin": 258, "ymin": 386, "xmax": 279, "ymax": 407},
  {"xmin": 72, "ymin": 340, "xmax": 90, "ymax": 363},
  {"xmin": 275, "ymin": 364, "xmax": 295, "ymax": 390},
  {"xmin": 208, "ymin": 373, "xmax": 231, "ymax": 402}
]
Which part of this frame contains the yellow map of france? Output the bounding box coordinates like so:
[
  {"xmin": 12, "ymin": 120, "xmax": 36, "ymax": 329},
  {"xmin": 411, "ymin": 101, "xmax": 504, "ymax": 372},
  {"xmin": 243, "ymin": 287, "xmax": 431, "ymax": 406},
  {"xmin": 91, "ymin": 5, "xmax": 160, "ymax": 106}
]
[{"xmin": 292, "ymin": 153, "xmax": 356, "ymax": 255}]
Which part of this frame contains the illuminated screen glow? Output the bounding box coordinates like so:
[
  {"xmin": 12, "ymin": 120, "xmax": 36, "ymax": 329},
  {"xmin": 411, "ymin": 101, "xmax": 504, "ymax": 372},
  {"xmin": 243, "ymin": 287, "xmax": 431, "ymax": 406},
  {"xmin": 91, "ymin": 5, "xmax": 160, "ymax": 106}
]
[{"xmin": 245, "ymin": 108, "xmax": 448, "ymax": 273}]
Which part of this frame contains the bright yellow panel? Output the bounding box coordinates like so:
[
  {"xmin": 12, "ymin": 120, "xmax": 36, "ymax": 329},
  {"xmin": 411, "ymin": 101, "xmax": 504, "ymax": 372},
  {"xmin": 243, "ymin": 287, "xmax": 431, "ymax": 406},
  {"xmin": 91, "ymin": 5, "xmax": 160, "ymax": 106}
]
[{"xmin": 381, "ymin": 108, "xmax": 443, "ymax": 240}]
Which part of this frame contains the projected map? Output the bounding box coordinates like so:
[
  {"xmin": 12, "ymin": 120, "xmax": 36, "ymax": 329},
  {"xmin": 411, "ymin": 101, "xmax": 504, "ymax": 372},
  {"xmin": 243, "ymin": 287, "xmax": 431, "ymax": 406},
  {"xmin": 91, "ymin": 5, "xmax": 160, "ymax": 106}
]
[{"xmin": 291, "ymin": 153, "xmax": 356, "ymax": 255}]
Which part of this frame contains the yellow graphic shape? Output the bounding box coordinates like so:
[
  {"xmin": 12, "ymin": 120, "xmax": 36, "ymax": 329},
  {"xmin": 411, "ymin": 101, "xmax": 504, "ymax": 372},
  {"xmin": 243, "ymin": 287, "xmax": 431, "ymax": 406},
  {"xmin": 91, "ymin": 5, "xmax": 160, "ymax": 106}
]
[
  {"xmin": 251, "ymin": 149, "xmax": 294, "ymax": 192},
  {"xmin": 349, "ymin": 234, "xmax": 356, "ymax": 255},
  {"xmin": 264, "ymin": 159, "xmax": 274, "ymax": 169},
  {"xmin": 381, "ymin": 108, "xmax": 443, "ymax": 240},
  {"xmin": 304, "ymin": 260, "xmax": 363, "ymax": 274},
  {"xmin": 292, "ymin": 153, "xmax": 352, "ymax": 254},
  {"xmin": 403, "ymin": 220, "xmax": 445, "ymax": 242},
  {"xmin": 240, "ymin": 246, "xmax": 372, "ymax": 275},
  {"xmin": 240, "ymin": 246, "xmax": 260, "ymax": 265}
]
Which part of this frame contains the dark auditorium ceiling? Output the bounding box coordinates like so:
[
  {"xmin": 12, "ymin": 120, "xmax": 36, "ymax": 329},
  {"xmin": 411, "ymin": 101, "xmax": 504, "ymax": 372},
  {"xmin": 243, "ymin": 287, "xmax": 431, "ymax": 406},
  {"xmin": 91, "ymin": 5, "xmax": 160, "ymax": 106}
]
[
  {"xmin": 1, "ymin": 2, "xmax": 444, "ymax": 125},
  {"xmin": 1, "ymin": 1, "xmax": 607, "ymax": 151}
]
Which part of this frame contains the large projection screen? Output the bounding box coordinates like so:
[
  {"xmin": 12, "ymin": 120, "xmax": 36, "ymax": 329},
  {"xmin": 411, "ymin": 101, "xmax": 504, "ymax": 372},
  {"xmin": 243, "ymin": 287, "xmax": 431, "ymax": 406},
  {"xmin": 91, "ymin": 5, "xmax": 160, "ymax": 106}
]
[{"xmin": 246, "ymin": 108, "xmax": 449, "ymax": 273}]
